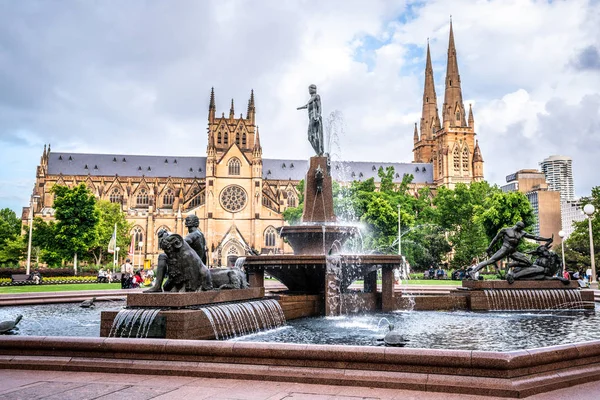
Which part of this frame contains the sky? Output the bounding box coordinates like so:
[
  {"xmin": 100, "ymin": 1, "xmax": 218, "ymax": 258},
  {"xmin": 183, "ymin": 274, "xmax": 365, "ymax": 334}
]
[{"xmin": 1, "ymin": 0, "xmax": 599, "ymax": 214}]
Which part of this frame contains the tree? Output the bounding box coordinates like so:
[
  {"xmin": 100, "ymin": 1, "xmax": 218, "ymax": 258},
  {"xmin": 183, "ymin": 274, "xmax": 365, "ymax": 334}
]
[
  {"xmin": 52, "ymin": 184, "xmax": 99, "ymax": 274},
  {"xmin": 89, "ymin": 200, "xmax": 131, "ymax": 265},
  {"xmin": 0, "ymin": 208, "xmax": 21, "ymax": 245},
  {"xmin": 478, "ymin": 191, "xmax": 536, "ymax": 243},
  {"xmin": 0, "ymin": 235, "xmax": 26, "ymax": 264},
  {"xmin": 31, "ymin": 218, "xmax": 62, "ymax": 265}
]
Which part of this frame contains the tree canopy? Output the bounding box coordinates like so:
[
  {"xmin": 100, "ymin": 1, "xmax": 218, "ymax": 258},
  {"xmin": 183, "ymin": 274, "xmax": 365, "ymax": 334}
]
[{"xmin": 52, "ymin": 184, "xmax": 99, "ymax": 273}]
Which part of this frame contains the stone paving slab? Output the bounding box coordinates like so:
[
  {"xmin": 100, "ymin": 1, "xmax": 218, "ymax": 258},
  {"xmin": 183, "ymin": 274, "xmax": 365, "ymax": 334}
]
[{"xmin": 2, "ymin": 369, "xmax": 600, "ymax": 400}]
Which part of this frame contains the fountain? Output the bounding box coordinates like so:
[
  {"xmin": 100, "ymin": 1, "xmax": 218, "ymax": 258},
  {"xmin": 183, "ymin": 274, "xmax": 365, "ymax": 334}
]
[{"xmin": 244, "ymin": 84, "xmax": 403, "ymax": 316}]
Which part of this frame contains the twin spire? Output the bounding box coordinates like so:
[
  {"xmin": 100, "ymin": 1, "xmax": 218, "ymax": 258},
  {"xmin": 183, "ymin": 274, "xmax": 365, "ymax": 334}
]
[{"xmin": 418, "ymin": 19, "xmax": 472, "ymax": 137}]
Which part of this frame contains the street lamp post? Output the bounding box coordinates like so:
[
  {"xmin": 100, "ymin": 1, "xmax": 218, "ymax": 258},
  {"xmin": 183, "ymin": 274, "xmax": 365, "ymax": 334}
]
[
  {"xmin": 558, "ymin": 230, "xmax": 566, "ymax": 274},
  {"xmin": 584, "ymin": 204, "xmax": 596, "ymax": 288},
  {"xmin": 397, "ymin": 204, "xmax": 401, "ymax": 256},
  {"xmin": 114, "ymin": 247, "xmax": 120, "ymax": 273},
  {"xmin": 138, "ymin": 241, "xmax": 144, "ymax": 270},
  {"xmin": 25, "ymin": 194, "xmax": 41, "ymax": 276}
]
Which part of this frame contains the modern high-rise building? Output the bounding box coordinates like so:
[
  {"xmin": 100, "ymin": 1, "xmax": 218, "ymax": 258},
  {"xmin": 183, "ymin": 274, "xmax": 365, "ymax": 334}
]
[
  {"xmin": 561, "ymin": 199, "xmax": 585, "ymax": 239},
  {"xmin": 539, "ymin": 155, "xmax": 574, "ymax": 201}
]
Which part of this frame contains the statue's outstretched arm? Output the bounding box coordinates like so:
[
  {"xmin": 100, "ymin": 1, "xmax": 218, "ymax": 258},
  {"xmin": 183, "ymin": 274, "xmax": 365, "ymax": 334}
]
[
  {"xmin": 523, "ymin": 232, "xmax": 552, "ymax": 242},
  {"xmin": 297, "ymin": 95, "xmax": 316, "ymax": 110}
]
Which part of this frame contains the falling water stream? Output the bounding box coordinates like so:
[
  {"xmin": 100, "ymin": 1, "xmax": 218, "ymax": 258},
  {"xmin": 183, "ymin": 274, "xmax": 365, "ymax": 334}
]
[{"xmin": 199, "ymin": 299, "xmax": 286, "ymax": 340}]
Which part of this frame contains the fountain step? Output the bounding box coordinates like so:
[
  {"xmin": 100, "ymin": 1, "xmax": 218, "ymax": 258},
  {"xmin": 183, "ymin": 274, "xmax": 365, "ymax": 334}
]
[
  {"xmin": 126, "ymin": 287, "xmax": 264, "ymax": 308},
  {"xmin": 463, "ymin": 280, "xmax": 579, "ymax": 290}
]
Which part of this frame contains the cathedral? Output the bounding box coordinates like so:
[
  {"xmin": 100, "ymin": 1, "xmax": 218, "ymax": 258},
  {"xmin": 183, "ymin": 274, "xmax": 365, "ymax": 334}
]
[{"xmin": 24, "ymin": 22, "xmax": 482, "ymax": 267}]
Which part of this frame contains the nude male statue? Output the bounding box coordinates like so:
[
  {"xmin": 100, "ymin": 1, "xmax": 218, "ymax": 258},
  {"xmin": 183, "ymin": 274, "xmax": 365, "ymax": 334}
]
[
  {"xmin": 466, "ymin": 221, "xmax": 552, "ymax": 280},
  {"xmin": 297, "ymin": 84, "xmax": 324, "ymax": 156},
  {"xmin": 184, "ymin": 214, "xmax": 207, "ymax": 265}
]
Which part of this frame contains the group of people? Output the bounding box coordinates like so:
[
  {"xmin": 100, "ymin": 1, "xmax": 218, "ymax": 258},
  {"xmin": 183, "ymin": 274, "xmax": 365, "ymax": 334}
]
[
  {"xmin": 565, "ymin": 267, "xmax": 596, "ymax": 287},
  {"xmin": 118, "ymin": 258, "xmax": 155, "ymax": 289},
  {"xmin": 425, "ymin": 265, "xmax": 447, "ymax": 280}
]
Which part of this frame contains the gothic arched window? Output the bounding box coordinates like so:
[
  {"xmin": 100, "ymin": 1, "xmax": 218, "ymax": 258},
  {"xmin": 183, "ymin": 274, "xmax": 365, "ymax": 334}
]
[
  {"xmin": 136, "ymin": 188, "xmax": 149, "ymax": 207},
  {"xmin": 264, "ymin": 227, "xmax": 277, "ymax": 247},
  {"xmin": 456, "ymin": 111, "xmax": 460, "ymax": 122},
  {"xmin": 228, "ymin": 158, "xmax": 241, "ymax": 176},
  {"xmin": 287, "ymin": 191, "xmax": 296, "ymax": 208},
  {"xmin": 462, "ymin": 146, "xmax": 469, "ymax": 172},
  {"xmin": 109, "ymin": 188, "xmax": 122, "ymax": 204},
  {"xmin": 132, "ymin": 226, "xmax": 144, "ymax": 244},
  {"xmin": 217, "ymin": 132, "xmax": 222, "ymax": 144},
  {"xmin": 438, "ymin": 156, "xmax": 443, "ymax": 177},
  {"xmin": 163, "ymin": 189, "xmax": 174, "ymax": 208},
  {"xmin": 224, "ymin": 133, "xmax": 229, "ymax": 146},
  {"xmin": 242, "ymin": 133, "xmax": 247, "ymax": 146},
  {"xmin": 236, "ymin": 132, "xmax": 240, "ymax": 145},
  {"xmin": 453, "ymin": 147, "xmax": 460, "ymax": 173}
]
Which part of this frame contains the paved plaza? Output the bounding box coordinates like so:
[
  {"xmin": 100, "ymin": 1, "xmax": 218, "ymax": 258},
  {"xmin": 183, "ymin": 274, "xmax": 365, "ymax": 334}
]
[{"xmin": 1, "ymin": 369, "xmax": 600, "ymax": 400}]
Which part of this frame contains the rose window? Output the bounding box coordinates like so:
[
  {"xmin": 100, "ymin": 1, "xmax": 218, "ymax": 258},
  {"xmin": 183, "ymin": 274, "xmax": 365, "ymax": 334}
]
[{"xmin": 220, "ymin": 185, "xmax": 247, "ymax": 212}]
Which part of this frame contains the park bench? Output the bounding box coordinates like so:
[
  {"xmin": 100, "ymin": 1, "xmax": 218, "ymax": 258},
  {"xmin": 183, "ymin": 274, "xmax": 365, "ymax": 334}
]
[{"xmin": 11, "ymin": 274, "xmax": 31, "ymax": 284}]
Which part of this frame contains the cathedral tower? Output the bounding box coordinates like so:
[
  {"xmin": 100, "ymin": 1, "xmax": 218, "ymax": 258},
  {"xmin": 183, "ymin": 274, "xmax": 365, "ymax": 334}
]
[{"xmin": 413, "ymin": 20, "xmax": 484, "ymax": 187}]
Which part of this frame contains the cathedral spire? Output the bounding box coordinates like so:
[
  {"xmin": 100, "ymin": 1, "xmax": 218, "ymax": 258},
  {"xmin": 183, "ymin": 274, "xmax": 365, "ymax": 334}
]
[
  {"xmin": 473, "ymin": 140, "xmax": 483, "ymax": 162},
  {"xmin": 208, "ymin": 87, "xmax": 216, "ymax": 123},
  {"xmin": 247, "ymin": 89, "xmax": 256, "ymax": 124},
  {"xmin": 421, "ymin": 39, "xmax": 440, "ymax": 140},
  {"xmin": 468, "ymin": 103, "xmax": 474, "ymax": 128},
  {"xmin": 413, "ymin": 123, "xmax": 419, "ymax": 144},
  {"xmin": 253, "ymin": 125, "xmax": 262, "ymax": 155},
  {"xmin": 229, "ymin": 98, "xmax": 235, "ymax": 120},
  {"xmin": 442, "ymin": 18, "xmax": 466, "ymax": 127}
]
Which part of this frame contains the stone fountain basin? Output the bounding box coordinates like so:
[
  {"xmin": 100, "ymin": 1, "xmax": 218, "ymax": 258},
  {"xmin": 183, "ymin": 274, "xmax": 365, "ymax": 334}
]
[
  {"xmin": 245, "ymin": 254, "xmax": 401, "ymax": 294},
  {"xmin": 279, "ymin": 224, "xmax": 358, "ymax": 255}
]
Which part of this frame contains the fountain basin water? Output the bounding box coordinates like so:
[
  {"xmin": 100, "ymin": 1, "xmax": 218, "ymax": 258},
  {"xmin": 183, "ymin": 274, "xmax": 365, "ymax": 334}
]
[{"xmin": 279, "ymin": 224, "xmax": 358, "ymax": 255}]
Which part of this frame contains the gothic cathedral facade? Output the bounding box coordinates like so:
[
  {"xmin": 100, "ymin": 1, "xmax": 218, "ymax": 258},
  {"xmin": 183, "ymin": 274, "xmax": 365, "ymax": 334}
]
[{"xmin": 412, "ymin": 21, "xmax": 484, "ymax": 187}]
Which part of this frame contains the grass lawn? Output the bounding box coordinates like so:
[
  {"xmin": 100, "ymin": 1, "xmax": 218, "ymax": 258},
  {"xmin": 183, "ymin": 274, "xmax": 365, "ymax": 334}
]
[
  {"xmin": 0, "ymin": 283, "xmax": 122, "ymax": 294},
  {"xmin": 403, "ymin": 279, "xmax": 461, "ymax": 285}
]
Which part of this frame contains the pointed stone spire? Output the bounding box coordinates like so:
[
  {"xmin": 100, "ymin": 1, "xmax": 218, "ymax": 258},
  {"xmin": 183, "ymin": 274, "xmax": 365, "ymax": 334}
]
[
  {"xmin": 468, "ymin": 103, "xmax": 474, "ymax": 128},
  {"xmin": 208, "ymin": 87, "xmax": 216, "ymax": 123},
  {"xmin": 473, "ymin": 140, "xmax": 483, "ymax": 162},
  {"xmin": 254, "ymin": 125, "xmax": 261, "ymax": 151},
  {"xmin": 413, "ymin": 123, "xmax": 419, "ymax": 144},
  {"xmin": 247, "ymin": 89, "xmax": 256, "ymax": 124},
  {"xmin": 421, "ymin": 39, "xmax": 441, "ymax": 140},
  {"xmin": 442, "ymin": 18, "xmax": 466, "ymax": 127},
  {"xmin": 229, "ymin": 98, "xmax": 235, "ymax": 120}
]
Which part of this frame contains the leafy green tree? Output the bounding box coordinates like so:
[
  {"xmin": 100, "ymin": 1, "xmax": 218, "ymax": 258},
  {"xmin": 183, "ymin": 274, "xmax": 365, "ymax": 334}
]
[
  {"xmin": 31, "ymin": 218, "xmax": 62, "ymax": 265},
  {"xmin": 0, "ymin": 208, "xmax": 21, "ymax": 245},
  {"xmin": 478, "ymin": 191, "xmax": 536, "ymax": 242},
  {"xmin": 0, "ymin": 235, "xmax": 26, "ymax": 264},
  {"xmin": 434, "ymin": 182, "xmax": 493, "ymax": 267},
  {"xmin": 52, "ymin": 184, "xmax": 99, "ymax": 274},
  {"xmin": 89, "ymin": 200, "xmax": 131, "ymax": 265}
]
